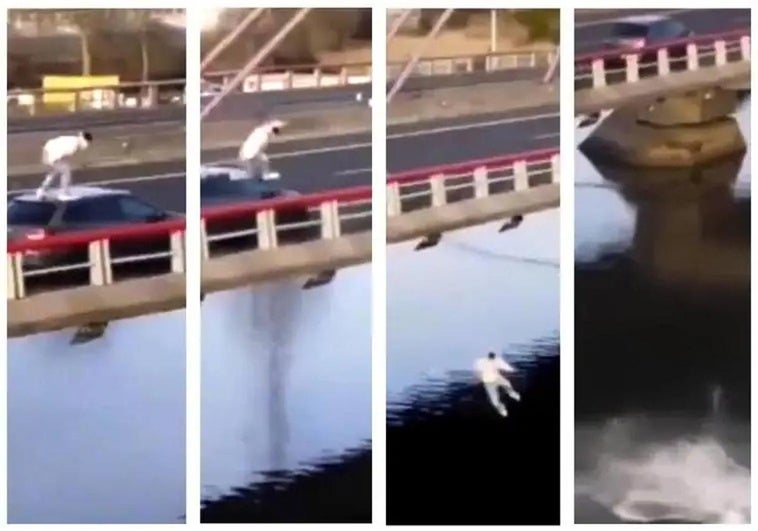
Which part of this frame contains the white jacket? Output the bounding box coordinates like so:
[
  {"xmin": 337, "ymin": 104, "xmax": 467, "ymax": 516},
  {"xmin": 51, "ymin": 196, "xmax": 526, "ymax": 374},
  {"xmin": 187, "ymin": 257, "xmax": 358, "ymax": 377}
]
[
  {"xmin": 42, "ymin": 135, "xmax": 89, "ymax": 165},
  {"xmin": 474, "ymin": 356, "xmax": 515, "ymax": 384},
  {"xmin": 238, "ymin": 120, "xmax": 285, "ymax": 161}
]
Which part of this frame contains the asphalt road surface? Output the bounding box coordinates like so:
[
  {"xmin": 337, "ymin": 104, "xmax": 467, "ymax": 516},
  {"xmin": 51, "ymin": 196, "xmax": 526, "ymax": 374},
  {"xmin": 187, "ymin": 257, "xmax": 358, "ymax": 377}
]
[
  {"xmin": 575, "ymin": 9, "xmax": 750, "ymax": 55},
  {"xmin": 9, "ymin": 105, "xmax": 558, "ymax": 214}
]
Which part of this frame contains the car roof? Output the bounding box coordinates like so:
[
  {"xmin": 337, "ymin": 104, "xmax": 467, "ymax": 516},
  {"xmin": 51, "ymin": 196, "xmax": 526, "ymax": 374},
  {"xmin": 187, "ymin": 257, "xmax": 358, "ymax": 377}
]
[
  {"xmin": 13, "ymin": 186, "xmax": 129, "ymax": 203},
  {"xmin": 615, "ymin": 14, "xmax": 673, "ymax": 25},
  {"xmin": 200, "ymin": 163, "xmax": 250, "ymax": 180}
]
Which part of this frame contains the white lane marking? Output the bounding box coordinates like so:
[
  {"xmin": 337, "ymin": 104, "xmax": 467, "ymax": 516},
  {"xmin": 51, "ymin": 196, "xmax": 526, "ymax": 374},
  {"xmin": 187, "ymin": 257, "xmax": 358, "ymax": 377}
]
[
  {"xmin": 534, "ymin": 132, "xmax": 560, "ymax": 140},
  {"xmin": 335, "ymin": 168, "xmax": 371, "ymax": 176},
  {"xmin": 10, "ymin": 172, "xmax": 187, "ymax": 194},
  {"xmin": 387, "ymin": 112, "xmax": 558, "ymax": 140}
]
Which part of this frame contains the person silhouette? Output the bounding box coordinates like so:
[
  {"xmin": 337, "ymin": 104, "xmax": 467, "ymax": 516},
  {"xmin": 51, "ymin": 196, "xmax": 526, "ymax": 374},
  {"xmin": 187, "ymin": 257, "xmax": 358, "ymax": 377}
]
[{"xmin": 474, "ymin": 351, "xmax": 521, "ymax": 417}]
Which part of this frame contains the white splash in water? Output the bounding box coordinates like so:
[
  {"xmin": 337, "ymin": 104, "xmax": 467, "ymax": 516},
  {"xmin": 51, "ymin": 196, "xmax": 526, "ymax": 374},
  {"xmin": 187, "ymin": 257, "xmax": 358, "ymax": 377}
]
[{"xmin": 580, "ymin": 428, "xmax": 750, "ymax": 523}]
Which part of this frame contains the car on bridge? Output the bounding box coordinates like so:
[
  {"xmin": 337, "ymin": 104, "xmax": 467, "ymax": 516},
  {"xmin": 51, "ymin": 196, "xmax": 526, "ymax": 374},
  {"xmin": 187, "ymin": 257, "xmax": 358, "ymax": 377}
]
[
  {"xmin": 601, "ymin": 15, "xmax": 693, "ymax": 70},
  {"xmin": 8, "ymin": 186, "xmax": 180, "ymax": 275},
  {"xmin": 200, "ymin": 163, "xmax": 313, "ymax": 253}
]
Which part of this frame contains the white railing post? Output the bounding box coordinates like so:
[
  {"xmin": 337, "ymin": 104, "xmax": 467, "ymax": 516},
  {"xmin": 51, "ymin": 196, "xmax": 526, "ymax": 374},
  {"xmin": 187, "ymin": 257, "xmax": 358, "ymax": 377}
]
[
  {"xmin": 284, "ymin": 70, "xmax": 294, "ymax": 89},
  {"xmin": 320, "ymin": 200, "xmax": 341, "ymax": 239},
  {"xmin": 657, "ymin": 48, "xmax": 670, "ymax": 76},
  {"xmin": 591, "ymin": 58, "xmax": 606, "ymax": 88},
  {"xmin": 256, "ymin": 210, "xmax": 278, "ymax": 249},
  {"xmin": 686, "ymin": 43, "xmax": 699, "ymax": 70},
  {"xmin": 88, "ymin": 240, "xmax": 109, "ymax": 286},
  {"xmin": 201, "ymin": 219, "xmax": 210, "ymax": 260},
  {"xmin": 8, "ymin": 253, "xmax": 24, "ymax": 299},
  {"xmin": 513, "ymin": 160, "xmax": 529, "ymax": 191},
  {"xmin": 339, "ymin": 67, "xmax": 348, "ymax": 85},
  {"xmin": 473, "ymin": 167, "xmax": 489, "ymax": 198},
  {"xmin": 387, "ymin": 182, "xmax": 402, "ymax": 216},
  {"xmin": 740, "ymin": 36, "xmax": 750, "ymax": 61},
  {"xmin": 714, "ymin": 40, "xmax": 728, "ymax": 66},
  {"xmin": 430, "ymin": 174, "xmax": 447, "ymax": 207},
  {"xmin": 551, "ymin": 154, "xmax": 560, "ymax": 183},
  {"xmin": 314, "ymin": 67, "xmax": 322, "ymax": 87},
  {"xmin": 170, "ymin": 230, "xmax": 185, "ymax": 273},
  {"xmin": 625, "ymin": 54, "xmax": 640, "ymax": 83}
]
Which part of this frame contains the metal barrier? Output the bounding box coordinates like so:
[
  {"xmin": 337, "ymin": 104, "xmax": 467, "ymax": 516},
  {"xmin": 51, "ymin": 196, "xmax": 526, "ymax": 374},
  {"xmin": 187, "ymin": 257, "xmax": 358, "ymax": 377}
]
[
  {"xmin": 201, "ymin": 187, "xmax": 372, "ymax": 259},
  {"xmin": 574, "ymin": 29, "xmax": 750, "ymax": 92},
  {"xmin": 388, "ymin": 49, "xmax": 556, "ymax": 79},
  {"xmin": 8, "ymin": 78, "xmax": 186, "ymax": 118},
  {"xmin": 7, "ymin": 220, "xmax": 186, "ymax": 300},
  {"xmin": 387, "ymin": 148, "xmax": 560, "ymax": 217},
  {"xmin": 204, "ymin": 61, "xmax": 372, "ymax": 93}
]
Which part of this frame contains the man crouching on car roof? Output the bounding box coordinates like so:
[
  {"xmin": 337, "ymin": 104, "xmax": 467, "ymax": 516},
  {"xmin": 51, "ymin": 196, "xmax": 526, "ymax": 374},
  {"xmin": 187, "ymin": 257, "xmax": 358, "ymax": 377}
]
[{"xmin": 238, "ymin": 119, "xmax": 286, "ymax": 181}]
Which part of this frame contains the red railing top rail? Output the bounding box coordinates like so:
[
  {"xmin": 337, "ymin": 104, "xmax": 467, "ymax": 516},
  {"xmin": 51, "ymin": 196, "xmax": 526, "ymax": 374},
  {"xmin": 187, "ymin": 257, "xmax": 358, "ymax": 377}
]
[
  {"xmin": 388, "ymin": 147, "xmax": 558, "ymax": 185},
  {"xmin": 574, "ymin": 27, "xmax": 749, "ymax": 64},
  {"xmin": 8, "ymin": 218, "xmax": 186, "ymax": 254},
  {"xmin": 201, "ymin": 184, "xmax": 371, "ymax": 222}
]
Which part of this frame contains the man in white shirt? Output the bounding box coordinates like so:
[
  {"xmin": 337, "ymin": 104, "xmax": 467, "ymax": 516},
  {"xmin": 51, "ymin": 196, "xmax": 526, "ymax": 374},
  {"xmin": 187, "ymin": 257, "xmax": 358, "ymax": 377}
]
[
  {"xmin": 474, "ymin": 351, "xmax": 521, "ymax": 417},
  {"xmin": 37, "ymin": 130, "xmax": 93, "ymax": 199},
  {"xmin": 238, "ymin": 119, "xmax": 285, "ymax": 181}
]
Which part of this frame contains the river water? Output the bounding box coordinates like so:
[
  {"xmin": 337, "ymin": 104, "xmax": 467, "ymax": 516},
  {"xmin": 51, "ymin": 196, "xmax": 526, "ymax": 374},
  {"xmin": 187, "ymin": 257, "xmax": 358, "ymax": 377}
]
[
  {"xmin": 574, "ymin": 99, "xmax": 751, "ymax": 523},
  {"xmin": 7, "ymin": 310, "xmax": 186, "ymax": 524},
  {"xmin": 200, "ymin": 267, "xmax": 372, "ymax": 523},
  {"xmin": 387, "ymin": 213, "xmax": 560, "ymax": 524}
]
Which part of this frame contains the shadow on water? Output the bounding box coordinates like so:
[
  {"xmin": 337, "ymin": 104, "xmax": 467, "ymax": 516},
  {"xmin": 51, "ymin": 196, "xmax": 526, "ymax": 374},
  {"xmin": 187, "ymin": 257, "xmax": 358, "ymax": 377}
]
[
  {"xmin": 574, "ymin": 101, "xmax": 750, "ymax": 523},
  {"xmin": 201, "ymin": 269, "xmax": 371, "ymax": 523},
  {"xmin": 388, "ymin": 339, "xmax": 559, "ymax": 526}
]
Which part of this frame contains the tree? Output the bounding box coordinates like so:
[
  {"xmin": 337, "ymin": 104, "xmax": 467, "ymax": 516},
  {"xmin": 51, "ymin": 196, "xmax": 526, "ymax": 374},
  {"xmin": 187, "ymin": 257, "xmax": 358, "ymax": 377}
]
[{"xmin": 122, "ymin": 9, "xmax": 154, "ymax": 81}]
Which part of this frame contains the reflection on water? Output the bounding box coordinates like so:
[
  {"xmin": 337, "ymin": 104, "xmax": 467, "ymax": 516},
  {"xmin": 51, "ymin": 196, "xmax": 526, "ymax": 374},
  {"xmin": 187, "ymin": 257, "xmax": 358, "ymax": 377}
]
[
  {"xmin": 7, "ymin": 310, "xmax": 186, "ymax": 524},
  {"xmin": 575, "ymin": 99, "xmax": 751, "ymax": 523},
  {"xmin": 387, "ymin": 214, "xmax": 559, "ymax": 525},
  {"xmin": 200, "ymin": 267, "xmax": 371, "ymax": 523}
]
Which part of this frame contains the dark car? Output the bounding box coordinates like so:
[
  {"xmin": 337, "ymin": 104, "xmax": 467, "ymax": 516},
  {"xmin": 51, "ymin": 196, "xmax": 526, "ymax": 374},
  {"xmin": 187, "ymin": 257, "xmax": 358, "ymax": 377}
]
[
  {"xmin": 8, "ymin": 186, "xmax": 180, "ymax": 270},
  {"xmin": 600, "ymin": 15, "xmax": 693, "ymax": 71},
  {"xmin": 200, "ymin": 163, "xmax": 312, "ymax": 252}
]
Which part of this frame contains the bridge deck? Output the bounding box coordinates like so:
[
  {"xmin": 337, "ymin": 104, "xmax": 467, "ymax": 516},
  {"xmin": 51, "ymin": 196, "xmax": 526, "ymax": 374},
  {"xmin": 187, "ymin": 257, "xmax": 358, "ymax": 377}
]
[{"xmin": 576, "ymin": 62, "xmax": 750, "ymax": 115}]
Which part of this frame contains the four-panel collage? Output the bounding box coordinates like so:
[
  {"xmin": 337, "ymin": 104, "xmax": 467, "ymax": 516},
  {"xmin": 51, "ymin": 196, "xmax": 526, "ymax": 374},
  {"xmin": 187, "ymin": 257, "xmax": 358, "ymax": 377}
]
[{"xmin": 3, "ymin": 4, "xmax": 752, "ymax": 527}]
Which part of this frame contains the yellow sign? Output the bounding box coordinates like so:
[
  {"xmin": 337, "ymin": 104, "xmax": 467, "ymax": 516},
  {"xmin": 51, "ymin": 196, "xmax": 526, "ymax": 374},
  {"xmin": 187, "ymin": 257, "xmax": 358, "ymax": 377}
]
[{"xmin": 42, "ymin": 75, "xmax": 120, "ymax": 111}]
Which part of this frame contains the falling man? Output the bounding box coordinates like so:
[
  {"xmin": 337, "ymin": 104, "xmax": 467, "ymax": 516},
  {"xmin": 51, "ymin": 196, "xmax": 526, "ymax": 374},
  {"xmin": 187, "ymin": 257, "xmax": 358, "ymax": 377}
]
[{"xmin": 475, "ymin": 351, "xmax": 521, "ymax": 417}]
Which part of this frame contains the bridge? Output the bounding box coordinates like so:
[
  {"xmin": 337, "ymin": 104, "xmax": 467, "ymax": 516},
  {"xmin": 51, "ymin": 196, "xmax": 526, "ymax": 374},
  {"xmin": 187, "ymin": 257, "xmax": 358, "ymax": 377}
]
[
  {"xmin": 575, "ymin": 29, "xmax": 750, "ymax": 115},
  {"xmin": 7, "ymin": 147, "xmax": 558, "ymax": 337}
]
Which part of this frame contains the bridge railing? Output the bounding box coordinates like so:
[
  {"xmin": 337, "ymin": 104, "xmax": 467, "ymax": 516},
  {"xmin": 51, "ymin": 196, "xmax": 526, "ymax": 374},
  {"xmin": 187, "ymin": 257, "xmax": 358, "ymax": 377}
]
[
  {"xmin": 201, "ymin": 187, "xmax": 372, "ymax": 260},
  {"xmin": 387, "ymin": 148, "xmax": 560, "ymax": 216},
  {"xmin": 387, "ymin": 49, "xmax": 556, "ymax": 79},
  {"xmin": 204, "ymin": 61, "xmax": 372, "ymax": 93},
  {"xmin": 575, "ymin": 29, "xmax": 750, "ymax": 91},
  {"xmin": 8, "ymin": 219, "xmax": 186, "ymax": 300},
  {"xmin": 8, "ymin": 187, "xmax": 373, "ymax": 299},
  {"xmin": 7, "ymin": 78, "xmax": 186, "ymax": 118}
]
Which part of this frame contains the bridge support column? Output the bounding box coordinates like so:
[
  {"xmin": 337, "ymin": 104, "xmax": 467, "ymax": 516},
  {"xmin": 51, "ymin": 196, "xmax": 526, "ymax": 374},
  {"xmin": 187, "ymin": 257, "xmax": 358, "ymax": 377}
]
[{"xmin": 580, "ymin": 88, "xmax": 746, "ymax": 168}]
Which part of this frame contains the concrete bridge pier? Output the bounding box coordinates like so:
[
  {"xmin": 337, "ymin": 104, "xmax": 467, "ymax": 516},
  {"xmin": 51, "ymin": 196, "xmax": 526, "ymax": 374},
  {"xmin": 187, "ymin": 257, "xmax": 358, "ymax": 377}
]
[
  {"xmin": 592, "ymin": 157, "xmax": 749, "ymax": 291},
  {"xmin": 580, "ymin": 88, "xmax": 746, "ymax": 168}
]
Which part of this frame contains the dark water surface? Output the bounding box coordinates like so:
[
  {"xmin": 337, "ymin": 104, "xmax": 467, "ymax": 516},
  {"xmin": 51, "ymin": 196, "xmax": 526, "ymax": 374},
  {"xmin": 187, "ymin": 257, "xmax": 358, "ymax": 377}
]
[
  {"xmin": 387, "ymin": 214, "xmax": 560, "ymax": 525},
  {"xmin": 574, "ymin": 100, "xmax": 751, "ymax": 523}
]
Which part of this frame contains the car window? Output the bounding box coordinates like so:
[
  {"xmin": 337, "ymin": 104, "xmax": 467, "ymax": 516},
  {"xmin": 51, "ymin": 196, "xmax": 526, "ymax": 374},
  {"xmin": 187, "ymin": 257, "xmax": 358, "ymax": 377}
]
[
  {"xmin": 8, "ymin": 200, "xmax": 57, "ymax": 225},
  {"xmin": 650, "ymin": 20, "xmax": 685, "ymax": 39},
  {"xmin": 61, "ymin": 197, "xmax": 126, "ymax": 223},
  {"xmin": 612, "ymin": 22, "xmax": 649, "ymax": 38},
  {"xmin": 118, "ymin": 196, "xmax": 162, "ymax": 220}
]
